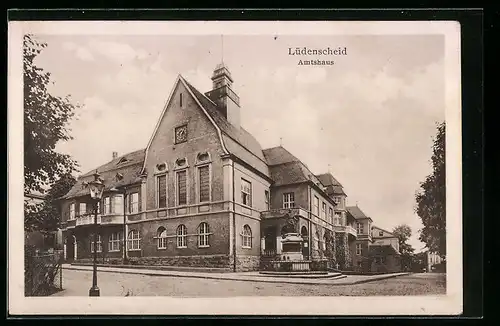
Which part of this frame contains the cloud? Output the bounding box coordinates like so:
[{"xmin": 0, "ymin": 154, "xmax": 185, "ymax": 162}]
[
  {"xmin": 62, "ymin": 41, "xmax": 95, "ymax": 61},
  {"xmin": 87, "ymin": 40, "xmax": 149, "ymax": 64}
]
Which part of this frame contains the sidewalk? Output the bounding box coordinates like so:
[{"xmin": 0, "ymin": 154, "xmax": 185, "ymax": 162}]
[{"xmin": 63, "ymin": 264, "xmax": 409, "ymax": 286}]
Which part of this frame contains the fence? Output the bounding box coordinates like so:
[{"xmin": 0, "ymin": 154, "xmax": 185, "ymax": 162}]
[
  {"xmin": 260, "ymin": 259, "xmax": 330, "ymax": 272},
  {"xmin": 24, "ymin": 246, "xmax": 63, "ymax": 296}
]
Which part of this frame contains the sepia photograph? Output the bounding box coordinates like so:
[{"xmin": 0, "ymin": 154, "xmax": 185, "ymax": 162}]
[{"xmin": 9, "ymin": 20, "xmax": 462, "ymax": 315}]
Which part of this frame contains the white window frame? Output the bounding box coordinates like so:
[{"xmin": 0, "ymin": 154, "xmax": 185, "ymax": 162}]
[
  {"xmin": 241, "ymin": 225, "xmax": 252, "ymax": 249},
  {"xmin": 128, "ymin": 230, "xmax": 141, "ymax": 251},
  {"xmin": 129, "ymin": 192, "xmax": 139, "ymax": 214},
  {"xmin": 356, "ymin": 243, "xmax": 362, "ymax": 255},
  {"xmin": 69, "ymin": 203, "xmax": 75, "ymax": 220},
  {"xmin": 356, "ymin": 222, "xmax": 364, "ymax": 234},
  {"xmin": 157, "ymin": 227, "xmax": 167, "ymax": 249},
  {"xmin": 241, "ymin": 178, "xmax": 252, "ymax": 207},
  {"xmin": 79, "ymin": 203, "xmax": 87, "ymax": 216},
  {"xmin": 156, "ymin": 174, "xmax": 168, "ymax": 209},
  {"xmin": 197, "ymin": 164, "xmax": 211, "ymax": 203},
  {"xmin": 103, "ymin": 197, "xmax": 111, "ymax": 215},
  {"xmin": 328, "ymin": 207, "xmax": 334, "ymax": 224},
  {"xmin": 90, "ymin": 234, "xmax": 102, "ymax": 253},
  {"xmin": 283, "ymin": 192, "xmax": 295, "ymax": 209},
  {"xmin": 113, "ymin": 194, "xmax": 124, "ymax": 215},
  {"xmin": 108, "ymin": 232, "xmax": 121, "ymax": 252},
  {"xmin": 198, "ymin": 222, "xmax": 210, "ymax": 248},
  {"xmin": 176, "ymin": 169, "xmax": 189, "ymax": 206},
  {"xmin": 176, "ymin": 224, "xmax": 187, "ymax": 248},
  {"xmin": 321, "ymin": 202, "xmax": 327, "ymax": 220}
]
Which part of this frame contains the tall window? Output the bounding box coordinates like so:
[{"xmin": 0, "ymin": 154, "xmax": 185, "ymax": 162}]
[
  {"xmin": 79, "ymin": 203, "xmax": 87, "ymax": 216},
  {"xmin": 90, "ymin": 234, "xmax": 102, "ymax": 253},
  {"xmin": 156, "ymin": 175, "xmax": 167, "ymax": 208},
  {"xmin": 103, "ymin": 197, "xmax": 110, "ymax": 215},
  {"xmin": 313, "ymin": 196, "xmax": 319, "ymax": 217},
  {"xmin": 177, "ymin": 170, "xmax": 187, "ymax": 206},
  {"xmin": 128, "ymin": 230, "xmax": 141, "ymax": 250},
  {"xmin": 198, "ymin": 222, "xmax": 210, "ymax": 247},
  {"xmin": 198, "ymin": 165, "xmax": 210, "ymax": 202},
  {"xmin": 241, "ymin": 179, "xmax": 252, "ymax": 207},
  {"xmin": 179, "ymin": 92, "xmax": 183, "ymax": 107},
  {"xmin": 108, "ymin": 232, "xmax": 121, "ymax": 252},
  {"xmin": 283, "ymin": 192, "xmax": 295, "ymax": 208},
  {"xmin": 329, "ymin": 208, "xmax": 334, "ymax": 224},
  {"xmin": 335, "ymin": 212, "xmax": 342, "ymax": 225},
  {"xmin": 356, "ymin": 243, "xmax": 362, "ymax": 255},
  {"xmin": 265, "ymin": 190, "xmax": 270, "ymax": 210},
  {"xmin": 242, "ymin": 225, "xmax": 252, "ymax": 248},
  {"xmin": 69, "ymin": 203, "xmax": 75, "ymax": 220},
  {"xmin": 321, "ymin": 202, "xmax": 327, "ymax": 220},
  {"xmin": 176, "ymin": 224, "xmax": 187, "ymax": 248},
  {"xmin": 113, "ymin": 195, "xmax": 123, "ymax": 214},
  {"xmin": 157, "ymin": 227, "xmax": 167, "ymax": 249},
  {"xmin": 356, "ymin": 222, "xmax": 364, "ymax": 234},
  {"xmin": 129, "ymin": 192, "xmax": 139, "ymax": 213}
]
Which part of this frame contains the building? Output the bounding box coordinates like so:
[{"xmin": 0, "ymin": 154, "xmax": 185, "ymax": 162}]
[
  {"xmin": 424, "ymin": 250, "xmax": 444, "ymax": 272},
  {"xmin": 369, "ymin": 226, "xmax": 401, "ymax": 273},
  {"xmin": 59, "ymin": 62, "xmax": 400, "ymax": 272}
]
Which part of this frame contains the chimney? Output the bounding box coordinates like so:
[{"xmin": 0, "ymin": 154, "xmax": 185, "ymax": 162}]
[
  {"xmin": 112, "ymin": 151, "xmax": 118, "ymax": 160},
  {"xmin": 204, "ymin": 62, "xmax": 240, "ymax": 129}
]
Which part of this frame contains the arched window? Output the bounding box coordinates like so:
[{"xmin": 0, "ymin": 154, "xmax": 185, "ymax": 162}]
[
  {"xmin": 198, "ymin": 222, "xmax": 210, "ymax": 247},
  {"xmin": 128, "ymin": 230, "xmax": 141, "ymax": 250},
  {"xmin": 90, "ymin": 234, "xmax": 102, "ymax": 253},
  {"xmin": 242, "ymin": 225, "xmax": 252, "ymax": 248},
  {"xmin": 176, "ymin": 224, "xmax": 187, "ymax": 248},
  {"xmin": 157, "ymin": 227, "xmax": 167, "ymax": 249},
  {"xmin": 300, "ymin": 226, "xmax": 308, "ymax": 237}
]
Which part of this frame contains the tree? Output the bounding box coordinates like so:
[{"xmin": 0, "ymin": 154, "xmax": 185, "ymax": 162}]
[
  {"xmin": 24, "ymin": 34, "xmax": 79, "ymax": 196},
  {"xmin": 415, "ymin": 121, "xmax": 446, "ymax": 258},
  {"xmin": 25, "ymin": 173, "xmax": 77, "ymax": 232},
  {"xmin": 392, "ymin": 224, "xmax": 415, "ymax": 271}
]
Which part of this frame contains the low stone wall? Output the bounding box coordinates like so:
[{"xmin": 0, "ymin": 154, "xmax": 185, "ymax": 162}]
[
  {"xmin": 234, "ymin": 255, "xmax": 260, "ymax": 272},
  {"xmin": 76, "ymin": 254, "xmax": 231, "ymax": 269}
]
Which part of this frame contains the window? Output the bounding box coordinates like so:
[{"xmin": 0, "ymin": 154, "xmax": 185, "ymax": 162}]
[
  {"xmin": 198, "ymin": 165, "xmax": 210, "ymax": 202},
  {"xmin": 128, "ymin": 230, "xmax": 141, "ymax": 251},
  {"xmin": 176, "ymin": 170, "xmax": 187, "ymax": 206},
  {"xmin": 333, "ymin": 196, "xmax": 341, "ymax": 204},
  {"xmin": 79, "ymin": 203, "xmax": 87, "ymax": 216},
  {"xmin": 108, "ymin": 232, "xmax": 121, "ymax": 252},
  {"xmin": 265, "ymin": 190, "xmax": 270, "ymax": 210},
  {"xmin": 313, "ymin": 196, "xmax": 319, "ymax": 217},
  {"xmin": 379, "ymin": 231, "xmax": 384, "ymax": 237},
  {"xmin": 69, "ymin": 203, "xmax": 75, "ymax": 220},
  {"xmin": 113, "ymin": 195, "xmax": 123, "ymax": 214},
  {"xmin": 129, "ymin": 192, "xmax": 139, "ymax": 213},
  {"xmin": 103, "ymin": 197, "xmax": 110, "ymax": 215},
  {"xmin": 283, "ymin": 192, "xmax": 295, "ymax": 208},
  {"xmin": 156, "ymin": 175, "xmax": 167, "ymax": 208},
  {"xmin": 356, "ymin": 222, "xmax": 364, "ymax": 234},
  {"xmin": 90, "ymin": 234, "xmax": 102, "ymax": 253},
  {"xmin": 157, "ymin": 227, "xmax": 167, "ymax": 249},
  {"xmin": 241, "ymin": 179, "xmax": 252, "ymax": 207},
  {"xmin": 198, "ymin": 222, "xmax": 210, "ymax": 247},
  {"xmin": 334, "ymin": 212, "xmax": 341, "ymax": 225},
  {"xmin": 242, "ymin": 225, "xmax": 252, "ymax": 248},
  {"xmin": 328, "ymin": 208, "xmax": 334, "ymax": 224},
  {"xmin": 176, "ymin": 224, "xmax": 187, "ymax": 248},
  {"xmin": 321, "ymin": 202, "xmax": 327, "ymax": 220},
  {"xmin": 356, "ymin": 243, "xmax": 362, "ymax": 255},
  {"xmin": 180, "ymin": 93, "xmax": 183, "ymax": 107}
]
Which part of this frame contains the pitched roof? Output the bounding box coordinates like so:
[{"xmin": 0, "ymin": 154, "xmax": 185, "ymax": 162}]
[
  {"xmin": 316, "ymin": 173, "xmax": 346, "ymax": 196},
  {"xmin": 63, "ymin": 149, "xmax": 145, "ymax": 199},
  {"xmin": 368, "ymin": 244, "xmax": 400, "ymax": 256},
  {"xmin": 182, "ymin": 78, "xmax": 270, "ymax": 177},
  {"xmin": 372, "ymin": 225, "xmax": 396, "ymax": 238},
  {"xmin": 262, "ymin": 146, "xmax": 300, "ymax": 166},
  {"xmin": 346, "ymin": 205, "xmax": 372, "ymax": 221},
  {"xmin": 269, "ymin": 161, "xmax": 312, "ymax": 186}
]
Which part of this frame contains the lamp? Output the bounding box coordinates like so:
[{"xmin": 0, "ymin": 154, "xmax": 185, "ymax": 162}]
[{"xmin": 86, "ymin": 170, "xmax": 105, "ymax": 297}]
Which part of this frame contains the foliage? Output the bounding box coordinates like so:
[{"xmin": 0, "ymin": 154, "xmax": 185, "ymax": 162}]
[
  {"xmin": 415, "ymin": 122, "xmax": 446, "ymax": 258},
  {"xmin": 24, "ymin": 34, "xmax": 79, "ymax": 196},
  {"xmin": 25, "ymin": 173, "xmax": 77, "ymax": 232},
  {"xmin": 392, "ymin": 224, "xmax": 415, "ymax": 271}
]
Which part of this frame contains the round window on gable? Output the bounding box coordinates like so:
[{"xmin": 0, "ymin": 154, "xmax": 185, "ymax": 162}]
[
  {"xmin": 176, "ymin": 158, "xmax": 187, "ymax": 167},
  {"xmin": 156, "ymin": 163, "xmax": 167, "ymax": 173},
  {"xmin": 197, "ymin": 152, "xmax": 209, "ymax": 162}
]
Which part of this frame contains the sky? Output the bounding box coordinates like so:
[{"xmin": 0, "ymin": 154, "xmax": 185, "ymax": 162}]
[{"xmin": 33, "ymin": 34, "xmax": 445, "ymax": 251}]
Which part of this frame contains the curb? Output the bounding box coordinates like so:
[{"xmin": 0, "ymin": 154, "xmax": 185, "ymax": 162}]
[{"xmin": 63, "ymin": 266, "xmax": 408, "ymax": 286}]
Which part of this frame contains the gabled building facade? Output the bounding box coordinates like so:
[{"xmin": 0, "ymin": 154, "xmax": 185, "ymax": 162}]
[{"xmin": 59, "ymin": 63, "xmax": 401, "ymax": 273}]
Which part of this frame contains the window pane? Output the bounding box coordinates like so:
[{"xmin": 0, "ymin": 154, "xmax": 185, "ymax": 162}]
[
  {"xmin": 157, "ymin": 175, "xmax": 167, "ymax": 208},
  {"xmin": 199, "ymin": 166, "xmax": 210, "ymax": 202},
  {"xmin": 177, "ymin": 171, "xmax": 187, "ymax": 205},
  {"xmin": 114, "ymin": 195, "xmax": 123, "ymax": 214}
]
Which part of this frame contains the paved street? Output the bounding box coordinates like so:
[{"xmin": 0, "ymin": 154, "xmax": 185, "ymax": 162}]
[{"xmin": 53, "ymin": 269, "xmax": 446, "ymax": 297}]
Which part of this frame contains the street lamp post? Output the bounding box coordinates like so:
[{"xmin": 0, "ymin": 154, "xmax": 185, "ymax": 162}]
[{"xmin": 85, "ymin": 170, "xmax": 105, "ymax": 297}]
